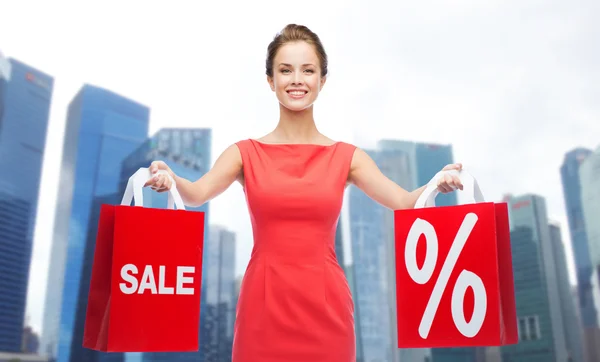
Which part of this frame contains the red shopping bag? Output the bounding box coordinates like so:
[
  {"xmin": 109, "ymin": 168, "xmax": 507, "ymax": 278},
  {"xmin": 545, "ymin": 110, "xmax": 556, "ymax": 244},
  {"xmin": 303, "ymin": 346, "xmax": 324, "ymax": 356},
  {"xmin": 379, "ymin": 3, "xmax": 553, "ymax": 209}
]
[
  {"xmin": 394, "ymin": 170, "xmax": 517, "ymax": 348},
  {"xmin": 83, "ymin": 168, "xmax": 205, "ymax": 352}
]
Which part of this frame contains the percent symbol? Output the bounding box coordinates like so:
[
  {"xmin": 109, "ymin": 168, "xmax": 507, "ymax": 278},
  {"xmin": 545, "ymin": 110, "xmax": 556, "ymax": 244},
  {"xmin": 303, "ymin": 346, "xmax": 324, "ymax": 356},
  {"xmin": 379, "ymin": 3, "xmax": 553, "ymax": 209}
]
[{"xmin": 405, "ymin": 213, "xmax": 487, "ymax": 339}]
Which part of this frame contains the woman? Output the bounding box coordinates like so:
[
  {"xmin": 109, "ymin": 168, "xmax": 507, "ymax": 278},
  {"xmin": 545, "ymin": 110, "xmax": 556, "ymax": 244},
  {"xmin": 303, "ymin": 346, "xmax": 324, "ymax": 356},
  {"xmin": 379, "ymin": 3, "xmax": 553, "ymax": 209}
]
[{"xmin": 145, "ymin": 24, "xmax": 463, "ymax": 362}]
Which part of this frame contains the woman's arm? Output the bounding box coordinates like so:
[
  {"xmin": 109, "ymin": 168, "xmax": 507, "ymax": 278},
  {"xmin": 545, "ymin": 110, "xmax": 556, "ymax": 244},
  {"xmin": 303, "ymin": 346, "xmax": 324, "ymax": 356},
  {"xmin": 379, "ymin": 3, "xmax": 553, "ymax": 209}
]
[
  {"xmin": 146, "ymin": 144, "xmax": 243, "ymax": 207},
  {"xmin": 348, "ymin": 148, "xmax": 463, "ymax": 210}
]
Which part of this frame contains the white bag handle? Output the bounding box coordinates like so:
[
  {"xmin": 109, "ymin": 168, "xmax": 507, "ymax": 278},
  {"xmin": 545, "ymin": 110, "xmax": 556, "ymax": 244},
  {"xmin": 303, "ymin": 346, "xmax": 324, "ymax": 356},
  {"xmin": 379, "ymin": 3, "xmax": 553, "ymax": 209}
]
[
  {"xmin": 414, "ymin": 169, "xmax": 485, "ymax": 209},
  {"xmin": 120, "ymin": 167, "xmax": 185, "ymax": 210}
]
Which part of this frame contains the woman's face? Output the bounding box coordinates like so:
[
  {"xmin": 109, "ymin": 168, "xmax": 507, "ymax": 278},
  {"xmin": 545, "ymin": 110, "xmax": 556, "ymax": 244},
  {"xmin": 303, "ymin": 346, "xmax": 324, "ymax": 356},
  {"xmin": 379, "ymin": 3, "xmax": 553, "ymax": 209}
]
[{"xmin": 268, "ymin": 41, "xmax": 326, "ymax": 112}]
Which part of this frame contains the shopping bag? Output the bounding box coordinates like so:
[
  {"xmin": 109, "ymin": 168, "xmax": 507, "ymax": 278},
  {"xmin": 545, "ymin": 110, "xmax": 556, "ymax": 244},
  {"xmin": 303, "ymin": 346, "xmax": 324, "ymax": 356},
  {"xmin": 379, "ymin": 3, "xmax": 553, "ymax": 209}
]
[
  {"xmin": 83, "ymin": 167, "xmax": 205, "ymax": 352},
  {"xmin": 394, "ymin": 170, "xmax": 517, "ymax": 348}
]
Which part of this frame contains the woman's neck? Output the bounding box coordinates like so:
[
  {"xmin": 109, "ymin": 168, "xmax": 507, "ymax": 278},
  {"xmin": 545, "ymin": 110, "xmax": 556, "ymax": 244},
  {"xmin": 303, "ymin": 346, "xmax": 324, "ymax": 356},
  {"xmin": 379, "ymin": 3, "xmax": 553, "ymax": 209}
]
[{"xmin": 271, "ymin": 104, "xmax": 321, "ymax": 143}]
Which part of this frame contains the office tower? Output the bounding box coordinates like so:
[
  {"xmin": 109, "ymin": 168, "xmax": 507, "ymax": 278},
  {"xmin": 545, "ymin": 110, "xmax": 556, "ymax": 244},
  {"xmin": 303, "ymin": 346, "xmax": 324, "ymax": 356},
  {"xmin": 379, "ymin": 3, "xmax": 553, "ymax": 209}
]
[
  {"xmin": 378, "ymin": 140, "xmax": 457, "ymax": 207},
  {"xmin": 0, "ymin": 54, "xmax": 53, "ymax": 353},
  {"xmin": 500, "ymin": 194, "xmax": 569, "ymax": 362},
  {"xmin": 119, "ymin": 128, "xmax": 212, "ymax": 362},
  {"xmin": 41, "ymin": 85, "xmax": 149, "ymax": 362},
  {"xmin": 378, "ymin": 140, "xmax": 456, "ymax": 362},
  {"xmin": 349, "ymin": 149, "xmax": 395, "ymax": 362},
  {"xmin": 549, "ymin": 223, "xmax": 586, "ymax": 362},
  {"xmin": 201, "ymin": 225, "xmax": 236, "ymax": 362},
  {"xmin": 22, "ymin": 326, "xmax": 40, "ymax": 354},
  {"xmin": 73, "ymin": 193, "xmax": 125, "ymax": 362},
  {"xmin": 346, "ymin": 263, "xmax": 364, "ymax": 362},
  {"xmin": 349, "ymin": 140, "xmax": 453, "ymax": 362},
  {"xmin": 587, "ymin": 270, "xmax": 600, "ymax": 360},
  {"xmin": 579, "ymin": 146, "xmax": 600, "ymax": 360},
  {"xmin": 232, "ymin": 276, "xmax": 243, "ymax": 319},
  {"xmin": 560, "ymin": 148, "xmax": 595, "ymax": 324},
  {"xmin": 580, "ymin": 147, "xmax": 600, "ymax": 278}
]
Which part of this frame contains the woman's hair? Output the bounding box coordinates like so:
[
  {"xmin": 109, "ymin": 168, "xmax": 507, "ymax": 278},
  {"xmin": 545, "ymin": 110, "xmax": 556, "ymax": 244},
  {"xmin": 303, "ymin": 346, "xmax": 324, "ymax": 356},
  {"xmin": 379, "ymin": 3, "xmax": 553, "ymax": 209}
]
[{"xmin": 265, "ymin": 24, "xmax": 328, "ymax": 78}]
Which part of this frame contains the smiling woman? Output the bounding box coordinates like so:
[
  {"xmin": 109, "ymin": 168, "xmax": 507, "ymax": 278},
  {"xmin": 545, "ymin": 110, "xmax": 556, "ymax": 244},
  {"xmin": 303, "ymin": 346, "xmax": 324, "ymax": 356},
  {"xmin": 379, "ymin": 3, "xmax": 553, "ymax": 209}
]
[
  {"xmin": 265, "ymin": 24, "xmax": 328, "ymax": 113},
  {"xmin": 144, "ymin": 23, "xmax": 463, "ymax": 362}
]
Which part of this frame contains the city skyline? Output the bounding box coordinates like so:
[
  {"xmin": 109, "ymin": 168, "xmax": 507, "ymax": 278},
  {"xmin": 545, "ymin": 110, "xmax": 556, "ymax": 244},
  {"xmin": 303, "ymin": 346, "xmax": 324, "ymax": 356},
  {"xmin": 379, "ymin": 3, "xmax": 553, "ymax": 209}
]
[
  {"xmin": 7, "ymin": 53, "xmax": 597, "ymax": 339},
  {"xmin": 1, "ymin": 1, "xmax": 599, "ymax": 348},
  {"xmin": 0, "ymin": 55, "xmax": 596, "ymax": 362}
]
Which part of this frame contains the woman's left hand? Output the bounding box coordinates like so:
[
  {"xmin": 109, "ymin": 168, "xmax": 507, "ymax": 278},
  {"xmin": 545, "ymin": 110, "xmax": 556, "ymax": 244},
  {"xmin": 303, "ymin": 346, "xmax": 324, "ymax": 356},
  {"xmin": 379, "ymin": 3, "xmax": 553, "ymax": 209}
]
[{"xmin": 436, "ymin": 163, "xmax": 464, "ymax": 193}]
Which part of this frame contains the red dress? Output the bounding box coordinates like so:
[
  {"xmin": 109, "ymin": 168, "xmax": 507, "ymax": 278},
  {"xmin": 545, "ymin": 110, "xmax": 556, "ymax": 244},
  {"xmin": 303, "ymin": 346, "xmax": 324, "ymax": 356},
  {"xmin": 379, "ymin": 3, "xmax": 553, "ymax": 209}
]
[{"xmin": 232, "ymin": 139, "xmax": 357, "ymax": 362}]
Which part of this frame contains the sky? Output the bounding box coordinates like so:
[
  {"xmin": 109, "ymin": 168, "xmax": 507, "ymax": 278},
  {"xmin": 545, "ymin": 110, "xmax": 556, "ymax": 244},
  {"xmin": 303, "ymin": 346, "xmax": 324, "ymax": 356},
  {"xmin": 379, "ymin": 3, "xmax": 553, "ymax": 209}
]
[{"xmin": 1, "ymin": 0, "xmax": 599, "ymax": 335}]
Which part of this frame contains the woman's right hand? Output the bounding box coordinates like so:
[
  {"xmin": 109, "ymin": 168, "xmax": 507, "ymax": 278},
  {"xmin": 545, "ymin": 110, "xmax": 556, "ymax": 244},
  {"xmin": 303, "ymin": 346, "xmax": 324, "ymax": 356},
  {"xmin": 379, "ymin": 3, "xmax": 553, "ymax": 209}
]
[{"xmin": 144, "ymin": 160, "xmax": 176, "ymax": 192}]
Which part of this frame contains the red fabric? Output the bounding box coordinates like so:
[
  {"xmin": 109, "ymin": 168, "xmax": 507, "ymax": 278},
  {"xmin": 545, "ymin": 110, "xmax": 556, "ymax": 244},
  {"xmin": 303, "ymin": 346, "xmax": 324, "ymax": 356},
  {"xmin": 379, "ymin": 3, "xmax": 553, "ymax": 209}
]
[
  {"xmin": 232, "ymin": 139, "xmax": 357, "ymax": 362},
  {"xmin": 83, "ymin": 204, "xmax": 205, "ymax": 352},
  {"xmin": 394, "ymin": 202, "xmax": 518, "ymax": 347}
]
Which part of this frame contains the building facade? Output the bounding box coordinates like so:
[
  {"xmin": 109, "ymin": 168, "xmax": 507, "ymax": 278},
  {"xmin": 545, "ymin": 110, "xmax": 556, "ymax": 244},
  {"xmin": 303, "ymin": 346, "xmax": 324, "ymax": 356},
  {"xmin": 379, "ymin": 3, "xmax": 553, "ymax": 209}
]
[
  {"xmin": 500, "ymin": 194, "xmax": 569, "ymax": 362},
  {"xmin": 579, "ymin": 146, "xmax": 600, "ymax": 361},
  {"xmin": 119, "ymin": 128, "xmax": 212, "ymax": 362},
  {"xmin": 378, "ymin": 140, "xmax": 455, "ymax": 362},
  {"xmin": 41, "ymin": 85, "xmax": 149, "ymax": 362},
  {"xmin": 349, "ymin": 149, "xmax": 395, "ymax": 362},
  {"xmin": 0, "ymin": 54, "xmax": 53, "ymax": 353},
  {"xmin": 560, "ymin": 148, "xmax": 595, "ymax": 328},
  {"xmin": 548, "ymin": 223, "xmax": 586, "ymax": 362},
  {"xmin": 349, "ymin": 140, "xmax": 455, "ymax": 362},
  {"xmin": 201, "ymin": 226, "xmax": 236, "ymax": 362}
]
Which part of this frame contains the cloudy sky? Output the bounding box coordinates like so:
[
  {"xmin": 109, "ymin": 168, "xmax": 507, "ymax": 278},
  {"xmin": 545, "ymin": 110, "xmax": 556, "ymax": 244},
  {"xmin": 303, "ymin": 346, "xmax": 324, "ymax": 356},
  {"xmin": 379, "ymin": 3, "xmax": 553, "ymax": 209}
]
[{"xmin": 1, "ymin": 0, "xmax": 598, "ymax": 334}]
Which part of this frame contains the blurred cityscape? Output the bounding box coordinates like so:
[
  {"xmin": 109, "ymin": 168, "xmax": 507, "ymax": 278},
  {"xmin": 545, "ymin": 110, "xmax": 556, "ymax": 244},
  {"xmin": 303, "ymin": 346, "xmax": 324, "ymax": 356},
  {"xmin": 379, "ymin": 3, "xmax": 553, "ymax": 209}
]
[{"xmin": 0, "ymin": 50, "xmax": 599, "ymax": 362}]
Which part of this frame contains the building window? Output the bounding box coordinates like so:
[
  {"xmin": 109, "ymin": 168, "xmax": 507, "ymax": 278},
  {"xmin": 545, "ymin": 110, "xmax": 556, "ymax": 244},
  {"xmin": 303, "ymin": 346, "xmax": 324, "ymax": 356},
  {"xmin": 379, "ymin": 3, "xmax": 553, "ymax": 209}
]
[
  {"xmin": 528, "ymin": 315, "xmax": 541, "ymax": 340},
  {"xmin": 518, "ymin": 317, "xmax": 528, "ymax": 341},
  {"xmin": 517, "ymin": 315, "xmax": 541, "ymax": 341}
]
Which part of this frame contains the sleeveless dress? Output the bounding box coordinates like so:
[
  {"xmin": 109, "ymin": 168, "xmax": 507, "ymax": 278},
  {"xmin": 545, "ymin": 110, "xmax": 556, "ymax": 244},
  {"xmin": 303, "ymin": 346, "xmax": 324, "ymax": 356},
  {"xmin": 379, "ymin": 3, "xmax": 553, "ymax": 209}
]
[{"xmin": 232, "ymin": 139, "xmax": 357, "ymax": 362}]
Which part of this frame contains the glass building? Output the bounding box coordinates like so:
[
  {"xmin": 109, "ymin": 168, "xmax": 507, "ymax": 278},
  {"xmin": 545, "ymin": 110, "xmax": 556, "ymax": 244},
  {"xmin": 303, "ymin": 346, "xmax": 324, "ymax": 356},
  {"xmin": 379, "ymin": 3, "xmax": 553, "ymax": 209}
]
[
  {"xmin": 349, "ymin": 149, "xmax": 395, "ymax": 362},
  {"xmin": 118, "ymin": 127, "xmax": 212, "ymax": 362},
  {"xmin": 549, "ymin": 223, "xmax": 585, "ymax": 362},
  {"xmin": 41, "ymin": 85, "xmax": 150, "ymax": 362},
  {"xmin": 349, "ymin": 140, "xmax": 453, "ymax": 362},
  {"xmin": 560, "ymin": 148, "xmax": 595, "ymax": 326},
  {"xmin": 0, "ymin": 54, "xmax": 53, "ymax": 353},
  {"xmin": 500, "ymin": 194, "xmax": 569, "ymax": 362},
  {"xmin": 70, "ymin": 192, "xmax": 126, "ymax": 362},
  {"xmin": 378, "ymin": 140, "xmax": 457, "ymax": 207},
  {"xmin": 378, "ymin": 140, "xmax": 455, "ymax": 362},
  {"xmin": 579, "ymin": 146, "xmax": 600, "ymax": 361},
  {"xmin": 345, "ymin": 263, "xmax": 364, "ymax": 362},
  {"xmin": 202, "ymin": 225, "xmax": 236, "ymax": 362},
  {"xmin": 580, "ymin": 147, "xmax": 600, "ymax": 274}
]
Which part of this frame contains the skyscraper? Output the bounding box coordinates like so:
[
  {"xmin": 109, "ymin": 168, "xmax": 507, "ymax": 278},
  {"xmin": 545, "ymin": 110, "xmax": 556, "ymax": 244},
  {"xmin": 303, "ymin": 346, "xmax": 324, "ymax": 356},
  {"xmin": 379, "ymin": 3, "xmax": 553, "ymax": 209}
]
[
  {"xmin": 378, "ymin": 140, "xmax": 457, "ymax": 207},
  {"xmin": 0, "ymin": 54, "xmax": 53, "ymax": 353},
  {"xmin": 500, "ymin": 194, "xmax": 569, "ymax": 362},
  {"xmin": 345, "ymin": 263, "xmax": 364, "ymax": 362},
  {"xmin": 41, "ymin": 85, "xmax": 149, "ymax": 362},
  {"xmin": 349, "ymin": 149, "xmax": 396, "ymax": 362},
  {"xmin": 549, "ymin": 223, "xmax": 586, "ymax": 362},
  {"xmin": 560, "ymin": 148, "xmax": 595, "ymax": 327},
  {"xmin": 579, "ymin": 145, "xmax": 600, "ymax": 360},
  {"xmin": 70, "ymin": 192, "xmax": 125, "ymax": 362},
  {"xmin": 377, "ymin": 148, "xmax": 417, "ymax": 362},
  {"xmin": 378, "ymin": 140, "xmax": 455, "ymax": 362},
  {"xmin": 118, "ymin": 128, "xmax": 212, "ymax": 362},
  {"xmin": 202, "ymin": 225, "xmax": 236, "ymax": 362},
  {"xmin": 580, "ymin": 146, "xmax": 600, "ymax": 276},
  {"xmin": 350, "ymin": 139, "xmax": 453, "ymax": 362}
]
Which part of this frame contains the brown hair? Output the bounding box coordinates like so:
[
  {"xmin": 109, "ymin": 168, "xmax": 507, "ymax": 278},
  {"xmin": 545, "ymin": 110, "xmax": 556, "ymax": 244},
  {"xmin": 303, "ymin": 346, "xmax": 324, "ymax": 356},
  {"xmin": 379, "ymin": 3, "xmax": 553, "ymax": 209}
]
[{"xmin": 265, "ymin": 24, "xmax": 328, "ymax": 78}]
